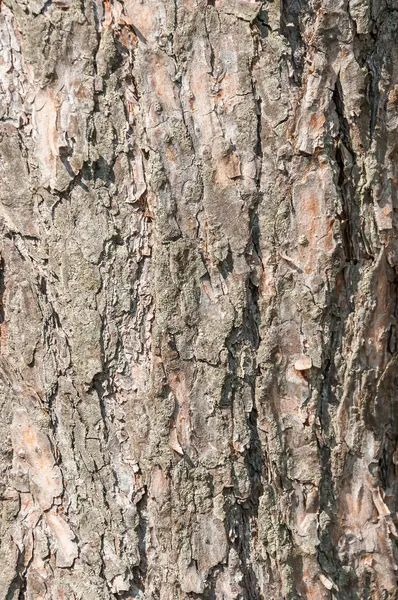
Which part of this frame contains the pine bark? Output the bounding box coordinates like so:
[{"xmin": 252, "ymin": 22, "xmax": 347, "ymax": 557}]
[{"xmin": 0, "ymin": 0, "xmax": 397, "ymax": 598}]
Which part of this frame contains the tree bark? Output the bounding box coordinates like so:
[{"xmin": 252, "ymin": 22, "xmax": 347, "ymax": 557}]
[{"xmin": 0, "ymin": 0, "xmax": 397, "ymax": 598}]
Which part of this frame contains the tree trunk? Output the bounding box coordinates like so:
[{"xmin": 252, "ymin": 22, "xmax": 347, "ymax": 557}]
[{"xmin": 0, "ymin": 0, "xmax": 397, "ymax": 598}]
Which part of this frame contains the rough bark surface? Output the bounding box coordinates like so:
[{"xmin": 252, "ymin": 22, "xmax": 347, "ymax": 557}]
[{"xmin": 0, "ymin": 0, "xmax": 397, "ymax": 598}]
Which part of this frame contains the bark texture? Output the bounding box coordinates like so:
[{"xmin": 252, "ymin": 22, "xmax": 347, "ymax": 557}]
[{"xmin": 0, "ymin": 0, "xmax": 398, "ymax": 598}]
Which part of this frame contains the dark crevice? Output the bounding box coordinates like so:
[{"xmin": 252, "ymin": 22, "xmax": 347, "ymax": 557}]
[
  {"xmin": 6, "ymin": 535, "xmax": 35, "ymax": 600},
  {"xmin": 204, "ymin": 9, "xmax": 216, "ymax": 76},
  {"xmin": 253, "ymin": 9, "xmax": 271, "ymax": 41},
  {"xmin": 132, "ymin": 491, "xmax": 148, "ymax": 592},
  {"xmin": 332, "ymin": 76, "xmax": 358, "ymax": 264},
  {"xmin": 366, "ymin": 46, "xmax": 382, "ymax": 142},
  {"xmin": 279, "ymin": 0, "xmax": 307, "ymax": 84},
  {"xmin": 332, "ymin": 76, "xmax": 354, "ymax": 157},
  {"xmin": 219, "ymin": 244, "xmax": 234, "ymax": 279},
  {"xmin": 92, "ymin": 374, "xmax": 110, "ymax": 444},
  {"xmin": 334, "ymin": 142, "xmax": 356, "ymax": 264},
  {"xmin": 315, "ymin": 336, "xmax": 346, "ymax": 585}
]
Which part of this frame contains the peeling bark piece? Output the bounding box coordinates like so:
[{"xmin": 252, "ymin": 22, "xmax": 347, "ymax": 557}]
[
  {"xmin": 319, "ymin": 573, "xmax": 334, "ymax": 590},
  {"xmin": 181, "ymin": 563, "xmax": 204, "ymax": 594},
  {"xmin": 294, "ymin": 355, "xmax": 312, "ymax": 371},
  {"xmin": 169, "ymin": 427, "xmax": 184, "ymax": 455},
  {"xmin": 10, "ymin": 408, "xmax": 63, "ymax": 511},
  {"xmin": 46, "ymin": 510, "xmax": 78, "ymax": 568}
]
